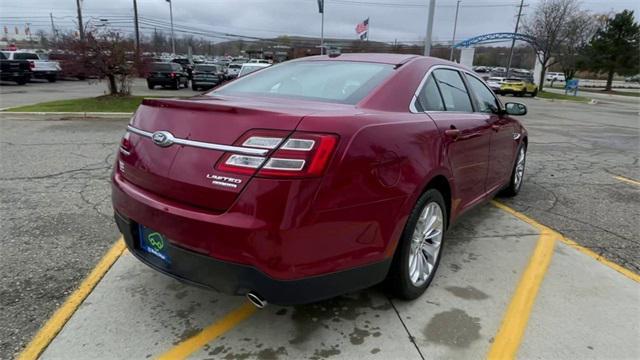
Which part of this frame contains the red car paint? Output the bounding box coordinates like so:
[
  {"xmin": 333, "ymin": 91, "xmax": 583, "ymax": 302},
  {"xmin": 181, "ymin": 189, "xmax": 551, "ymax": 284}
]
[{"xmin": 112, "ymin": 54, "xmax": 527, "ymax": 300}]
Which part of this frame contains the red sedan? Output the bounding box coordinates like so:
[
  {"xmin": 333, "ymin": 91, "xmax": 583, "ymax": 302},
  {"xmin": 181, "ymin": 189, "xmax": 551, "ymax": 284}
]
[{"xmin": 112, "ymin": 53, "xmax": 528, "ymax": 306}]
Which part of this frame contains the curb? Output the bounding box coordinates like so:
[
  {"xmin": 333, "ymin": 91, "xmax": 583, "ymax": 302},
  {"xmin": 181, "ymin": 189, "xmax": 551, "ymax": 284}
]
[{"xmin": 0, "ymin": 111, "xmax": 133, "ymax": 118}]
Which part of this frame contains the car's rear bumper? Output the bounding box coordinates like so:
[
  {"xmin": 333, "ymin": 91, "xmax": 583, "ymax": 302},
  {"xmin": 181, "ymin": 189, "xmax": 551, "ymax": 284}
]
[{"xmin": 115, "ymin": 211, "xmax": 391, "ymax": 305}]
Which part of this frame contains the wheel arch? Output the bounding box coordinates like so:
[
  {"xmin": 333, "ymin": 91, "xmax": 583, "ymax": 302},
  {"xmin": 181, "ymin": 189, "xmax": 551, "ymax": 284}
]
[{"xmin": 422, "ymin": 175, "xmax": 452, "ymax": 229}]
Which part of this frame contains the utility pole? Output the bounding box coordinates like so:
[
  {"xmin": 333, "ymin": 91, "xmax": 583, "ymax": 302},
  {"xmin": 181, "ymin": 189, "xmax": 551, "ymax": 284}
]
[
  {"xmin": 133, "ymin": 0, "xmax": 141, "ymax": 61},
  {"xmin": 166, "ymin": 0, "xmax": 175, "ymax": 54},
  {"xmin": 449, "ymin": 0, "xmax": 460, "ymax": 61},
  {"xmin": 424, "ymin": 0, "xmax": 436, "ymax": 56},
  {"xmin": 49, "ymin": 13, "xmax": 57, "ymax": 41},
  {"xmin": 506, "ymin": 0, "xmax": 525, "ymax": 77},
  {"xmin": 75, "ymin": 0, "xmax": 84, "ymax": 40}
]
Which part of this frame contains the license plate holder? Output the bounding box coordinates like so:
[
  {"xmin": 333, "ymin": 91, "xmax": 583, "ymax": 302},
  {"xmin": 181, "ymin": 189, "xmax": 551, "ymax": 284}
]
[{"xmin": 138, "ymin": 224, "xmax": 171, "ymax": 264}]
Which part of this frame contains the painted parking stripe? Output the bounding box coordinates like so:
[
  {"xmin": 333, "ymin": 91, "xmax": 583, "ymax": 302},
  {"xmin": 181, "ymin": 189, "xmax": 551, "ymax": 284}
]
[
  {"xmin": 156, "ymin": 301, "xmax": 257, "ymax": 360},
  {"xmin": 487, "ymin": 200, "xmax": 640, "ymax": 360},
  {"xmin": 613, "ymin": 175, "xmax": 640, "ymax": 187},
  {"xmin": 487, "ymin": 230, "xmax": 556, "ymax": 359},
  {"xmin": 492, "ymin": 200, "xmax": 639, "ymax": 283},
  {"xmin": 17, "ymin": 237, "xmax": 126, "ymax": 360}
]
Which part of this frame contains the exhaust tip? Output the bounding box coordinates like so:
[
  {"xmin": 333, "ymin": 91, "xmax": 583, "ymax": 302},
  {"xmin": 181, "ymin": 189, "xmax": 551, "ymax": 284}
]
[{"xmin": 246, "ymin": 291, "xmax": 267, "ymax": 309}]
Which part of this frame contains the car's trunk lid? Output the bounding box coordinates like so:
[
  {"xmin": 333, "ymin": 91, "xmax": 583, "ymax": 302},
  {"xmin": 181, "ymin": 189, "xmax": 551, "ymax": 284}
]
[{"xmin": 120, "ymin": 95, "xmax": 322, "ymax": 212}]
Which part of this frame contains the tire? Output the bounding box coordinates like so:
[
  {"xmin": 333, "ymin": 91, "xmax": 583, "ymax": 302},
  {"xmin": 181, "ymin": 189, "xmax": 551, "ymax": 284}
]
[
  {"xmin": 147, "ymin": 83, "xmax": 154, "ymax": 90},
  {"xmin": 386, "ymin": 189, "xmax": 447, "ymax": 300},
  {"xmin": 192, "ymin": 83, "xmax": 199, "ymax": 91},
  {"xmin": 172, "ymin": 79, "xmax": 179, "ymax": 90},
  {"xmin": 16, "ymin": 77, "xmax": 27, "ymax": 85},
  {"xmin": 47, "ymin": 75, "xmax": 57, "ymax": 83},
  {"xmin": 531, "ymin": 89, "xmax": 538, "ymax": 97},
  {"xmin": 501, "ymin": 144, "xmax": 526, "ymax": 197}
]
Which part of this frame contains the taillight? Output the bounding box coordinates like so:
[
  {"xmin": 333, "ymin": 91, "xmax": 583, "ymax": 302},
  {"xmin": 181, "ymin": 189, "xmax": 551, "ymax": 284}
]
[
  {"xmin": 28, "ymin": 60, "xmax": 35, "ymax": 70},
  {"xmin": 215, "ymin": 130, "xmax": 338, "ymax": 178},
  {"xmin": 170, "ymin": 72, "xmax": 176, "ymax": 78},
  {"xmin": 119, "ymin": 132, "xmax": 132, "ymax": 155}
]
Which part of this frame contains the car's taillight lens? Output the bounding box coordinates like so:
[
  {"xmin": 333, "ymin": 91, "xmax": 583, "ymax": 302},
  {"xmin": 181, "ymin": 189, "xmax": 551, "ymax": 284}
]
[
  {"xmin": 28, "ymin": 60, "xmax": 35, "ymax": 69},
  {"xmin": 119, "ymin": 132, "xmax": 132, "ymax": 155},
  {"xmin": 170, "ymin": 72, "xmax": 176, "ymax": 78},
  {"xmin": 215, "ymin": 130, "xmax": 338, "ymax": 178}
]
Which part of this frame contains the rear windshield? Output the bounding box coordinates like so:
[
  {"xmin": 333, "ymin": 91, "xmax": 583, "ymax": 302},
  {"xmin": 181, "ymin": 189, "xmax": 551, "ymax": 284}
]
[
  {"xmin": 150, "ymin": 63, "xmax": 173, "ymax": 71},
  {"xmin": 229, "ymin": 64, "xmax": 242, "ymax": 69},
  {"xmin": 213, "ymin": 61, "xmax": 394, "ymax": 104},
  {"xmin": 195, "ymin": 65, "xmax": 219, "ymax": 72},
  {"xmin": 14, "ymin": 53, "xmax": 40, "ymax": 60}
]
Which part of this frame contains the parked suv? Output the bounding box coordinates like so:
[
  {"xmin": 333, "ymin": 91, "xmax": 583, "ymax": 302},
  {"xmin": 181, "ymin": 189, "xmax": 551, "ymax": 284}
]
[
  {"xmin": 191, "ymin": 64, "xmax": 224, "ymax": 91},
  {"xmin": 2, "ymin": 51, "xmax": 60, "ymax": 82},
  {"xmin": 146, "ymin": 62, "xmax": 189, "ymax": 90}
]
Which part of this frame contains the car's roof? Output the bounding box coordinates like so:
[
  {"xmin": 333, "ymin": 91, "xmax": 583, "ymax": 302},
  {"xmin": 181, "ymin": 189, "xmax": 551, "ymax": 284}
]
[{"xmin": 299, "ymin": 53, "xmax": 420, "ymax": 65}]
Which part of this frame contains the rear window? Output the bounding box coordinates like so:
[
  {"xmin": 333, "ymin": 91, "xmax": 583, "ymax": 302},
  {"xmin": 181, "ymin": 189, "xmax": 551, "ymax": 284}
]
[
  {"xmin": 229, "ymin": 64, "xmax": 242, "ymax": 69},
  {"xmin": 150, "ymin": 63, "xmax": 173, "ymax": 71},
  {"xmin": 195, "ymin": 65, "xmax": 219, "ymax": 72},
  {"xmin": 14, "ymin": 53, "xmax": 39, "ymax": 60},
  {"xmin": 213, "ymin": 61, "xmax": 394, "ymax": 104}
]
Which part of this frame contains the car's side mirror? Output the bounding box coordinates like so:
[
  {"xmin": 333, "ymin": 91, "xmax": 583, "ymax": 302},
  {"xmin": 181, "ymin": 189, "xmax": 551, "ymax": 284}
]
[{"xmin": 504, "ymin": 102, "xmax": 527, "ymax": 116}]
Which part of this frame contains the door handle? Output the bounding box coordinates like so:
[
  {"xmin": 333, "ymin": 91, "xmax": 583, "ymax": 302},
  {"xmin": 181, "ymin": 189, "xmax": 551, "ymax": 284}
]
[{"xmin": 445, "ymin": 128, "xmax": 460, "ymax": 140}]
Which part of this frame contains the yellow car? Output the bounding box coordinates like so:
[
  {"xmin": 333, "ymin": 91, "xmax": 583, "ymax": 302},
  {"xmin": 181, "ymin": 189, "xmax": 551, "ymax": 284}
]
[{"xmin": 498, "ymin": 78, "xmax": 538, "ymax": 97}]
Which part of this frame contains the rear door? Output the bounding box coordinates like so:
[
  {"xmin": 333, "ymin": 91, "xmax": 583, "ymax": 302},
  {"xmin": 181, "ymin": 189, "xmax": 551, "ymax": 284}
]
[
  {"xmin": 464, "ymin": 73, "xmax": 515, "ymax": 191},
  {"xmin": 420, "ymin": 68, "xmax": 492, "ymax": 209}
]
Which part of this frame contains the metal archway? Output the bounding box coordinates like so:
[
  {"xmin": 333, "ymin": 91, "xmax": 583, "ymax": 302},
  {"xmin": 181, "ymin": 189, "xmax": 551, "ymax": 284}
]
[{"xmin": 454, "ymin": 32, "xmax": 535, "ymax": 48}]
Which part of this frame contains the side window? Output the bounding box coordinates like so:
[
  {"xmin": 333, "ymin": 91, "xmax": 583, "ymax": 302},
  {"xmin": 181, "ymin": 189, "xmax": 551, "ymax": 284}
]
[
  {"xmin": 415, "ymin": 76, "xmax": 445, "ymax": 112},
  {"xmin": 432, "ymin": 69, "xmax": 474, "ymax": 113},
  {"xmin": 465, "ymin": 74, "xmax": 500, "ymax": 113}
]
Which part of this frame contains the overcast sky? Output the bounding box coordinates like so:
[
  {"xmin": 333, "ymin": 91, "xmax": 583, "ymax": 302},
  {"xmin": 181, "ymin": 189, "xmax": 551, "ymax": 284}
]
[{"xmin": 1, "ymin": 0, "xmax": 639, "ymax": 45}]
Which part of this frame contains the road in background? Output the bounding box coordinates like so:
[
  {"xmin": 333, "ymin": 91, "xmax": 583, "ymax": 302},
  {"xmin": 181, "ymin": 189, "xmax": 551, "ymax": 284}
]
[
  {"xmin": 498, "ymin": 95, "xmax": 639, "ymax": 271},
  {"xmin": 0, "ymin": 78, "xmax": 204, "ymax": 109}
]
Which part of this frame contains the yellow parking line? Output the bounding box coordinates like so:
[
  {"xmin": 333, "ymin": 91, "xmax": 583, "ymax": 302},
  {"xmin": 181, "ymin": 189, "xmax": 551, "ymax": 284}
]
[
  {"xmin": 156, "ymin": 301, "xmax": 257, "ymax": 360},
  {"xmin": 487, "ymin": 230, "xmax": 556, "ymax": 360},
  {"xmin": 492, "ymin": 200, "xmax": 640, "ymax": 283},
  {"xmin": 613, "ymin": 175, "xmax": 640, "ymax": 187},
  {"xmin": 488, "ymin": 201, "xmax": 640, "ymax": 359},
  {"xmin": 17, "ymin": 237, "xmax": 126, "ymax": 360}
]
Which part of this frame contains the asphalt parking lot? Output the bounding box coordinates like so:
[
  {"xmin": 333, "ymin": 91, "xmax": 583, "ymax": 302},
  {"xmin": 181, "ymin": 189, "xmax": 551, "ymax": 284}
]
[{"xmin": 1, "ymin": 86, "xmax": 639, "ymax": 359}]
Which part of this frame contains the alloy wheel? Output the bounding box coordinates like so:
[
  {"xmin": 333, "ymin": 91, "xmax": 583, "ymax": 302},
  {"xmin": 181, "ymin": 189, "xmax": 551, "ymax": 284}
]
[
  {"xmin": 408, "ymin": 202, "xmax": 444, "ymax": 286},
  {"xmin": 514, "ymin": 147, "xmax": 526, "ymax": 189}
]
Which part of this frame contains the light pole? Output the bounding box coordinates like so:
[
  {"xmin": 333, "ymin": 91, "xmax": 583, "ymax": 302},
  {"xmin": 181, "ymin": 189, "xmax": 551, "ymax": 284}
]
[
  {"xmin": 424, "ymin": 0, "xmax": 436, "ymax": 56},
  {"xmin": 166, "ymin": 0, "xmax": 175, "ymax": 54},
  {"xmin": 133, "ymin": 0, "xmax": 141, "ymax": 62},
  {"xmin": 449, "ymin": 0, "xmax": 460, "ymax": 61},
  {"xmin": 318, "ymin": 0, "xmax": 324, "ymax": 55}
]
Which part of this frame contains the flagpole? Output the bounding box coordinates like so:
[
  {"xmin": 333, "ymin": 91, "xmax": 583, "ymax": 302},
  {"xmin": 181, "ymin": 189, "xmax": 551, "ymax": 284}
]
[{"xmin": 321, "ymin": 11, "xmax": 324, "ymax": 54}]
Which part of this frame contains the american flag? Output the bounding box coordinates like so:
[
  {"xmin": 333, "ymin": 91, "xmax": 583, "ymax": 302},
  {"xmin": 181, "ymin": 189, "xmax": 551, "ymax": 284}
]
[{"xmin": 355, "ymin": 18, "xmax": 369, "ymax": 35}]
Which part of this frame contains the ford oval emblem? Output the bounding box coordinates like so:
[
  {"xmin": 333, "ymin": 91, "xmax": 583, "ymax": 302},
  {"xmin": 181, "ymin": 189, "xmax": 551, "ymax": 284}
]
[{"xmin": 151, "ymin": 131, "xmax": 174, "ymax": 147}]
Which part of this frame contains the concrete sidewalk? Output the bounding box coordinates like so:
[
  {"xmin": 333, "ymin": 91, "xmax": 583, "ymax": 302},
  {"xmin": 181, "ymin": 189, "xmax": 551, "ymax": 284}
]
[{"xmin": 37, "ymin": 205, "xmax": 639, "ymax": 359}]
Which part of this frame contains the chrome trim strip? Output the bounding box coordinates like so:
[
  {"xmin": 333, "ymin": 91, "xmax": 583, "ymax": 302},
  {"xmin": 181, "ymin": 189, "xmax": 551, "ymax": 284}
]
[{"xmin": 126, "ymin": 125, "xmax": 269, "ymax": 156}]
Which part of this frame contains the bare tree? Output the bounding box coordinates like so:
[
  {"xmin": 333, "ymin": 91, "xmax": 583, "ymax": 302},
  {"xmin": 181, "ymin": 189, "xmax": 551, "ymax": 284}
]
[
  {"xmin": 558, "ymin": 10, "xmax": 600, "ymax": 80},
  {"xmin": 59, "ymin": 30, "xmax": 135, "ymax": 95},
  {"xmin": 523, "ymin": 0, "xmax": 580, "ymax": 90}
]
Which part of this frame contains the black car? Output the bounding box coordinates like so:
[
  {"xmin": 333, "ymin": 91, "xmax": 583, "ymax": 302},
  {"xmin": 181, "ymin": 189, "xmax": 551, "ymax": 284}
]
[
  {"xmin": 191, "ymin": 64, "xmax": 224, "ymax": 91},
  {"xmin": 0, "ymin": 51, "xmax": 31, "ymax": 84},
  {"xmin": 146, "ymin": 62, "xmax": 189, "ymax": 90},
  {"xmin": 171, "ymin": 58, "xmax": 194, "ymax": 78}
]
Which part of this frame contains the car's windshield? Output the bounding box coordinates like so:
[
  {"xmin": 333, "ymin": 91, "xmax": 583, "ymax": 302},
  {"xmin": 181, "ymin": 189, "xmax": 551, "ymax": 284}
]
[
  {"xmin": 195, "ymin": 65, "xmax": 219, "ymax": 72},
  {"xmin": 213, "ymin": 61, "xmax": 394, "ymax": 104}
]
